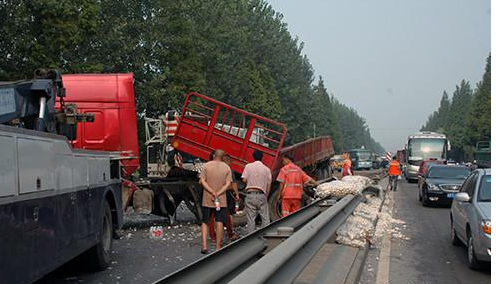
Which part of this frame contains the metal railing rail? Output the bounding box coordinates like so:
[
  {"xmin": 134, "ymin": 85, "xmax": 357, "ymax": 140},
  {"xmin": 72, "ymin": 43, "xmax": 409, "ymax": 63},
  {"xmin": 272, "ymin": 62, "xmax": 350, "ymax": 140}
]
[
  {"xmin": 153, "ymin": 189, "xmax": 362, "ymax": 284},
  {"xmin": 229, "ymin": 194, "xmax": 363, "ymax": 284},
  {"xmin": 154, "ymin": 199, "xmax": 322, "ymax": 284}
]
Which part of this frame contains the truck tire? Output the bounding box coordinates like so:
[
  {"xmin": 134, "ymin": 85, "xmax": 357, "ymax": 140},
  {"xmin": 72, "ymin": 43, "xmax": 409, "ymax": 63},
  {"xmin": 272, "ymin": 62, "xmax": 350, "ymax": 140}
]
[
  {"xmin": 316, "ymin": 167, "xmax": 324, "ymax": 181},
  {"xmin": 268, "ymin": 192, "xmax": 282, "ymax": 221},
  {"xmin": 87, "ymin": 201, "xmax": 113, "ymax": 270},
  {"xmin": 231, "ymin": 192, "xmax": 247, "ymax": 226},
  {"xmin": 184, "ymin": 185, "xmax": 203, "ymax": 224},
  {"xmin": 154, "ymin": 188, "xmax": 177, "ymax": 217}
]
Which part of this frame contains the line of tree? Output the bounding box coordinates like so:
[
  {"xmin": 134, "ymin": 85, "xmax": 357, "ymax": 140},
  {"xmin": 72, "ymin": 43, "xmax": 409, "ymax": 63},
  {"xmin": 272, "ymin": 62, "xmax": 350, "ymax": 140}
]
[
  {"xmin": 0, "ymin": 0, "xmax": 385, "ymax": 158},
  {"xmin": 421, "ymin": 54, "xmax": 491, "ymax": 162}
]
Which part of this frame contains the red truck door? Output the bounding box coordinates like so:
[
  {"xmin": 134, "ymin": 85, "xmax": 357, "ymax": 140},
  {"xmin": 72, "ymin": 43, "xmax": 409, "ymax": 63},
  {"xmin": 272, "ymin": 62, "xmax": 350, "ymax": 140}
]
[{"xmin": 59, "ymin": 74, "xmax": 140, "ymax": 177}]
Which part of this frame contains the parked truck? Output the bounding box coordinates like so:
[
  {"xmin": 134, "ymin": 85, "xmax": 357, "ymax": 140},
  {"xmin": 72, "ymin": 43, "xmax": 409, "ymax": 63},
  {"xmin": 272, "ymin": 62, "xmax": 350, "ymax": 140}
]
[
  {"xmin": 0, "ymin": 70, "xmax": 123, "ymax": 284},
  {"xmin": 474, "ymin": 141, "xmax": 491, "ymax": 168},
  {"xmin": 348, "ymin": 148, "xmax": 373, "ymax": 170},
  {"xmin": 60, "ymin": 74, "xmax": 335, "ymax": 223}
]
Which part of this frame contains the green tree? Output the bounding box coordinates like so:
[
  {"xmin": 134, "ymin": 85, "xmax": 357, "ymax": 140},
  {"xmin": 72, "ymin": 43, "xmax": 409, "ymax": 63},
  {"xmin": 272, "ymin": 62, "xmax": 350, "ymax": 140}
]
[
  {"xmin": 310, "ymin": 77, "xmax": 343, "ymax": 152},
  {"xmin": 0, "ymin": 0, "xmax": 385, "ymax": 159},
  {"xmin": 420, "ymin": 55, "xmax": 491, "ymax": 161},
  {"xmin": 466, "ymin": 55, "xmax": 491, "ymax": 145},
  {"xmin": 446, "ymin": 80, "xmax": 473, "ymax": 160}
]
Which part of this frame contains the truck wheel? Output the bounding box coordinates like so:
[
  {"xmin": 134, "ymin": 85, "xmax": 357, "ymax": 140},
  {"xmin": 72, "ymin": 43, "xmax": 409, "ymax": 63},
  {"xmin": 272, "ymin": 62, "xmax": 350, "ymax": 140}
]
[
  {"xmin": 87, "ymin": 201, "xmax": 113, "ymax": 270},
  {"xmin": 316, "ymin": 167, "xmax": 324, "ymax": 181},
  {"xmin": 231, "ymin": 192, "xmax": 247, "ymax": 226},
  {"xmin": 156, "ymin": 188, "xmax": 177, "ymax": 217},
  {"xmin": 268, "ymin": 192, "xmax": 282, "ymax": 221},
  {"xmin": 184, "ymin": 185, "xmax": 203, "ymax": 224}
]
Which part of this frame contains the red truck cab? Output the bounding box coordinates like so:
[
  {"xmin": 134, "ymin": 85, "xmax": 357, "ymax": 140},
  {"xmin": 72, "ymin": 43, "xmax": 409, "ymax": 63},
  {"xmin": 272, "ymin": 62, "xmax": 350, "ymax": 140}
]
[{"xmin": 59, "ymin": 74, "xmax": 140, "ymax": 177}]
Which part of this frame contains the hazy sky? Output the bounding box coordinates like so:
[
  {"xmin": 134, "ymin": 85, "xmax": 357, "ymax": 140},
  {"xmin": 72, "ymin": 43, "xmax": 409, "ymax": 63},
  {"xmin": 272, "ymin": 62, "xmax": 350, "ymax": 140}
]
[{"xmin": 266, "ymin": 0, "xmax": 491, "ymax": 152}]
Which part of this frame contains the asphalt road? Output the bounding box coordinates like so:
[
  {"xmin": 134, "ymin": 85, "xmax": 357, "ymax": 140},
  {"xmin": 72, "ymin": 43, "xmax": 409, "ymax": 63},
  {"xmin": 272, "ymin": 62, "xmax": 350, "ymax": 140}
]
[
  {"xmin": 38, "ymin": 204, "xmax": 246, "ymax": 284},
  {"xmin": 40, "ymin": 171, "xmax": 489, "ymax": 284},
  {"xmin": 387, "ymin": 179, "xmax": 491, "ymax": 284}
]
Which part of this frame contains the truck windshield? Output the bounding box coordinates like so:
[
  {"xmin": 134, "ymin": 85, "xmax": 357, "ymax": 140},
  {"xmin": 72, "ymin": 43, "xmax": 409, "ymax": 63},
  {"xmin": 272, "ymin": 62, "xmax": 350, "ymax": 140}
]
[
  {"xmin": 350, "ymin": 151, "xmax": 372, "ymax": 161},
  {"xmin": 357, "ymin": 151, "xmax": 372, "ymax": 161},
  {"xmin": 478, "ymin": 175, "xmax": 491, "ymax": 202},
  {"xmin": 408, "ymin": 138, "xmax": 446, "ymax": 161}
]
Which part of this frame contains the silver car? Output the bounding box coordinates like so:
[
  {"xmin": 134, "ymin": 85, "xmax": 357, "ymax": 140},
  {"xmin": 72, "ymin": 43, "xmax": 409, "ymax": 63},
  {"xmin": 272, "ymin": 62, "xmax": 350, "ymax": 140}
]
[{"xmin": 450, "ymin": 168, "xmax": 491, "ymax": 269}]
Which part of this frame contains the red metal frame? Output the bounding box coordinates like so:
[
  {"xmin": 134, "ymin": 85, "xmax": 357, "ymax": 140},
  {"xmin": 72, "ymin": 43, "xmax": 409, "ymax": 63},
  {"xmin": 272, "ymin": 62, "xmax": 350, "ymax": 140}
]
[
  {"xmin": 172, "ymin": 92, "xmax": 287, "ymax": 174},
  {"xmin": 278, "ymin": 136, "xmax": 334, "ymax": 173}
]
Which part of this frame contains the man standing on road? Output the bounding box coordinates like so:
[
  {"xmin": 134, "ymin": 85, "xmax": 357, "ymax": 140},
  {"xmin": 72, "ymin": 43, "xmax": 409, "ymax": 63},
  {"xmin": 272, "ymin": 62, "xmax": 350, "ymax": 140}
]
[
  {"xmin": 277, "ymin": 154, "xmax": 319, "ymax": 217},
  {"xmin": 388, "ymin": 156, "xmax": 401, "ymax": 191},
  {"xmin": 208, "ymin": 154, "xmax": 240, "ymax": 241},
  {"xmin": 199, "ymin": 149, "xmax": 232, "ymax": 253},
  {"xmin": 241, "ymin": 150, "xmax": 272, "ymax": 233},
  {"xmin": 342, "ymin": 152, "xmax": 353, "ymax": 178}
]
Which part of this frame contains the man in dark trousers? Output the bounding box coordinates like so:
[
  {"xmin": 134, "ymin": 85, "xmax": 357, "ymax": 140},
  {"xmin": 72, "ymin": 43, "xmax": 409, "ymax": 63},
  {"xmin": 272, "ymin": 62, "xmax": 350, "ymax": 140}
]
[
  {"xmin": 388, "ymin": 156, "xmax": 401, "ymax": 191},
  {"xmin": 199, "ymin": 149, "xmax": 231, "ymax": 253},
  {"xmin": 208, "ymin": 154, "xmax": 240, "ymax": 241}
]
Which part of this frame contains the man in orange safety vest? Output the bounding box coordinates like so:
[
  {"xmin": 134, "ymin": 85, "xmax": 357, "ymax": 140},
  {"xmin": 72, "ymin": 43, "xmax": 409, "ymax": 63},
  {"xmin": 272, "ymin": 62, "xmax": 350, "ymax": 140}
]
[
  {"xmin": 388, "ymin": 156, "xmax": 402, "ymax": 191},
  {"xmin": 277, "ymin": 154, "xmax": 319, "ymax": 217}
]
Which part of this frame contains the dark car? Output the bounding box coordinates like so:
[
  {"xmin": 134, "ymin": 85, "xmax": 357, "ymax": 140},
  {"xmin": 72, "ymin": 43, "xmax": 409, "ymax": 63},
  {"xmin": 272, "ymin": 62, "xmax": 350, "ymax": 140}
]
[
  {"xmin": 419, "ymin": 165, "xmax": 471, "ymax": 206},
  {"xmin": 418, "ymin": 159, "xmax": 445, "ymax": 189}
]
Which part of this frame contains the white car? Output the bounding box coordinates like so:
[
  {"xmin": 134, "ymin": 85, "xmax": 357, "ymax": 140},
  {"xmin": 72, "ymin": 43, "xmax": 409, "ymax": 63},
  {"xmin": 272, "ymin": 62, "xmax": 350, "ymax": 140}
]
[{"xmin": 450, "ymin": 168, "xmax": 491, "ymax": 269}]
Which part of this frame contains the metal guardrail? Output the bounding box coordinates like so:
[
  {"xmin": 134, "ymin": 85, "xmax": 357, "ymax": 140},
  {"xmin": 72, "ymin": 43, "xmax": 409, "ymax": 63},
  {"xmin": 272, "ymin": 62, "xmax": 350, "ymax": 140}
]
[
  {"xmin": 153, "ymin": 191, "xmax": 363, "ymax": 284},
  {"xmin": 229, "ymin": 194, "xmax": 362, "ymax": 284}
]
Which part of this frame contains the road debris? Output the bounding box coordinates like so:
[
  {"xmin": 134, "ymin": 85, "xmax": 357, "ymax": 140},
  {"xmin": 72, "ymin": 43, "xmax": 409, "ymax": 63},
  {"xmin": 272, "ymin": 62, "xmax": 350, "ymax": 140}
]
[
  {"xmin": 149, "ymin": 226, "xmax": 164, "ymax": 239},
  {"xmin": 316, "ymin": 176, "xmax": 372, "ymax": 199},
  {"xmin": 336, "ymin": 191, "xmax": 383, "ymax": 248}
]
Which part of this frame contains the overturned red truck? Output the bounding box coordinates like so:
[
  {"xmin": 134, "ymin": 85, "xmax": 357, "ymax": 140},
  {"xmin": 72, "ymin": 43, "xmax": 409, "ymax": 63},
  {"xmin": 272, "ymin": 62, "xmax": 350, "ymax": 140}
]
[{"xmin": 61, "ymin": 73, "xmax": 334, "ymax": 222}]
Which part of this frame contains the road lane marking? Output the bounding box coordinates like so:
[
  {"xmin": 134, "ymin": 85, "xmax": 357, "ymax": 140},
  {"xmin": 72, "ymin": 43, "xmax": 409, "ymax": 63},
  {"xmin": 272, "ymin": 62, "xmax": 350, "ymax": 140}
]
[{"xmin": 376, "ymin": 191, "xmax": 393, "ymax": 284}]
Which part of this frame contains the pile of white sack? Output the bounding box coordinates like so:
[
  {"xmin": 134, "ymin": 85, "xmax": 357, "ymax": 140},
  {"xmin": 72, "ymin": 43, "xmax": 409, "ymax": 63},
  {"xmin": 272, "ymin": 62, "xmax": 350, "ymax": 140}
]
[
  {"xmin": 315, "ymin": 175, "xmax": 372, "ymax": 199},
  {"xmin": 335, "ymin": 193, "xmax": 383, "ymax": 248},
  {"xmin": 341, "ymin": 175, "xmax": 371, "ymax": 189}
]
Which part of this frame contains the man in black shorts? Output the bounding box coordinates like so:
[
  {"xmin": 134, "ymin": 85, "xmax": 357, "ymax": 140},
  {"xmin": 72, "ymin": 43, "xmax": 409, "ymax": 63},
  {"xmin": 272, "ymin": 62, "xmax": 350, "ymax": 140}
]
[{"xmin": 199, "ymin": 149, "xmax": 232, "ymax": 253}]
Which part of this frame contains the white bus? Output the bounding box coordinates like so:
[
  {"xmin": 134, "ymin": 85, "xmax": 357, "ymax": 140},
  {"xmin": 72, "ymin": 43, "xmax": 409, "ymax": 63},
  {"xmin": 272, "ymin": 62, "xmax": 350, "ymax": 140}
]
[{"xmin": 404, "ymin": 132, "xmax": 450, "ymax": 182}]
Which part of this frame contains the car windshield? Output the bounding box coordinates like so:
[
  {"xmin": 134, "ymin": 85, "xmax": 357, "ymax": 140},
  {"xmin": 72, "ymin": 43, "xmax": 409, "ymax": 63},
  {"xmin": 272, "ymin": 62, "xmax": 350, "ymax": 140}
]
[
  {"xmin": 427, "ymin": 167, "xmax": 470, "ymax": 179},
  {"xmin": 478, "ymin": 175, "xmax": 491, "ymax": 202}
]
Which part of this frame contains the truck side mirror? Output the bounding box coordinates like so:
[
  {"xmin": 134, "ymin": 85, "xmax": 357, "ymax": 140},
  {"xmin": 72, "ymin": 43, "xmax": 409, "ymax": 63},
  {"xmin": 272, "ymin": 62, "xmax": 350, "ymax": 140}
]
[{"xmin": 447, "ymin": 141, "xmax": 451, "ymax": 151}]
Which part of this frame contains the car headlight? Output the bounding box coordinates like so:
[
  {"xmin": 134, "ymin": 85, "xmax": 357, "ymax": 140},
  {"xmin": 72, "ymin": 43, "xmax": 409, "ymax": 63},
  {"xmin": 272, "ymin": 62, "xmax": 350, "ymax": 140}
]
[
  {"xmin": 428, "ymin": 184, "xmax": 441, "ymax": 191},
  {"xmin": 481, "ymin": 220, "xmax": 491, "ymax": 234}
]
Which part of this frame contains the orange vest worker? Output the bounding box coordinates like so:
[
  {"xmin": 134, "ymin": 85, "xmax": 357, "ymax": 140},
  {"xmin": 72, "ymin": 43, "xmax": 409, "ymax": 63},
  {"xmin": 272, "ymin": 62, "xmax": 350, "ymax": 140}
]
[
  {"xmin": 388, "ymin": 160, "xmax": 401, "ymax": 176},
  {"xmin": 277, "ymin": 162, "xmax": 311, "ymax": 217}
]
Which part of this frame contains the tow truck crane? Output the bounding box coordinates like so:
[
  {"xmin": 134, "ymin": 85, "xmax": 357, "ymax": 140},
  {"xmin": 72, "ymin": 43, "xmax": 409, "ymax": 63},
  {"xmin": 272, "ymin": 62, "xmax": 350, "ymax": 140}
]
[{"xmin": 0, "ymin": 70, "xmax": 123, "ymax": 284}]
